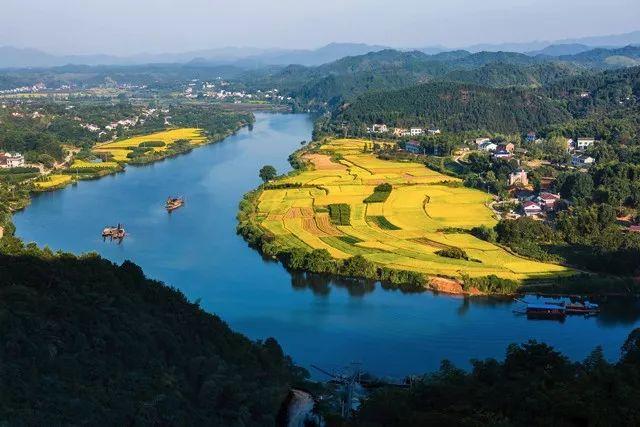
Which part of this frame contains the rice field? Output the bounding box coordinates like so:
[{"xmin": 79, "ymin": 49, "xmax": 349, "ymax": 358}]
[
  {"xmin": 70, "ymin": 159, "xmax": 120, "ymax": 170},
  {"xmin": 92, "ymin": 128, "xmax": 206, "ymax": 161},
  {"xmin": 256, "ymin": 138, "xmax": 572, "ymax": 281},
  {"xmin": 35, "ymin": 174, "xmax": 72, "ymax": 190}
]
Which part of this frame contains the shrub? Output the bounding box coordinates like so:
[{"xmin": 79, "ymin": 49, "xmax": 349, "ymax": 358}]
[
  {"xmin": 139, "ymin": 140, "xmax": 165, "ymax": 147},
  {"xmin": 435, "ymin": 247, "xmax": 469, "ymax": 260},
  {"xmin": 470, "ymin": 225, "xmax": 497, "ymax": 242}
]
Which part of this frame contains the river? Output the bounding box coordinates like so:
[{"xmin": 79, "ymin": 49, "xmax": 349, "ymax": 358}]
[{"xmin": 14, "ymin": 113, "xmax": 640, "ymax": 378}]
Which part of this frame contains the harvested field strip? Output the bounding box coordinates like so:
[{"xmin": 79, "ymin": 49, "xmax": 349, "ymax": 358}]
[
  {"xmin": 410, "ymin": 237, "xmax": 453, "ymax": 250},
  {"xmin": 283, "ymin": 218, "xmax": 349, "ymax": 258},
  {"xmin": 302, "ymin": 218, "xmax": 327, "ymax": 236},
  {"xmin": 315, "ymin": 215, "xmax": 343, "ymax": 236}
]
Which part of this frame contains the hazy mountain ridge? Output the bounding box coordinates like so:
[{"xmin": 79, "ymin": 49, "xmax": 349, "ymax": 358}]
[
  {"xmin": 1, "ymin": 30, "xmax": 639, "ymax": 69},
  {"xmin": 0, "ymin": 43, "xmax": 389, "ymax": 69}
]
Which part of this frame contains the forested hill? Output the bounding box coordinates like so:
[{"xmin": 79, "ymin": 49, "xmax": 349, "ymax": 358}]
[
  {"xmin": 332, "ymin": 66, "xmax": 640, "ymax": 133},
  {"xmin": 351, "ymin": 329, "xmax": 640, "ymax": 426},
  {"xmin": 252, "ymin": 50, "xmax": 577, "ymax": 110},
  {"xmin": 334, "ymin": 82, "xmax": 570, "ymax": 133},
  {"xmin": 0, "ymin": 252, "xmax": 303, "ymax": 425},
  {"xmin": 245, "ymin": 45, "xmax": 640, "ymax": 111}
]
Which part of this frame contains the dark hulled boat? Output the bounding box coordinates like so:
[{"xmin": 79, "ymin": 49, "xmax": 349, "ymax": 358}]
[{"xmin": 165, "ymin": 197, "xmax": 184, "ymax": 212}]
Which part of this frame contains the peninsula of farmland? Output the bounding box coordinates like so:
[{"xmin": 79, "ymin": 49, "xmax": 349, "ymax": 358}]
[{"xmin": 251, "ymin": 139, "xmax": 571, "ymax": 282}]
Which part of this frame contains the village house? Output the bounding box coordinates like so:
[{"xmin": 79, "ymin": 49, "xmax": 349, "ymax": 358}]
[
  {"xmin": 566, "ymin": 138, "xmax": 576, "ymax": 152},
  {"xmin": 576, "ymin": 138, "xmax": 596, "ymax": 150},
  {"xmin": 572, "ymin": 154, "xmax": 595, "ymax": 167},
  {"xmin": 538, "ymin": 192, "xmax": 561, "ymax": 211},
  {"xmin": 371, "ymin": 124, "xmax": 388, "ymax": 133},
  {"xmin": 525, "ymin": 131, "xmax": 536, "ymax": 142},
  {"xmin": 427, "ymin": 128, "xmax": 441, "ymax": 135},
  {"xmin": 404, "ymin": 140, "xmax": 423, "ymax": 154},
  {"xmin": 509, "ymin": 170, "xmax": 528, "ymax": 187},
  {"xmin": 0, "ymin": 152, "xmax": 25, "ymax": 168},
  {"xmin": 493, "ymin": 149, "xmax": 512, "ymax": 159},
  {"xmin": 479, "ymin": 141, "xmax": 498, "ymax": 152},
  {"xmin": 522, "ymin": 201, "xmax": 543, "ymax": 217},
  {"xmin": 410, "ymin": 127, "xmax": 424, "ymax": 136},
  {"xmin": 474, "ymin": 137, "xmax": 491, "ymax": 146},
  {"xmin": 627, "ymin": 225, "xmax": 640, "ymax": 233},
  {"xmin": 81, "ymin": 123, "xmax": 101, "ymax": 132}
]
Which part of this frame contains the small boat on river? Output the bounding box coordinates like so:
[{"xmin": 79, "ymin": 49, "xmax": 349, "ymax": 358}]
[
  {"xmin": 565, "ymin": 301, "xmax": 600, "ymax": 315},
  {"xmin": 102, "ymin": 223, "xmax": 125, "ymax": 241},
  {"xmin": 165, "ymin": 196, "xmax": 184, "ymax": 212},
  {"xmin": 524, "ymin": 302, "xmax": 567, "ymax": 320},
  {"xmin": 514, "ymin": 298, "xmax": 599, "ymax": 320}
]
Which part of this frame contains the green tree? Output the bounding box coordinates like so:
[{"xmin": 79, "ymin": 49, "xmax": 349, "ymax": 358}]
[
  {"xmin": 259, "ymin": 165, "xmax": 277, "ymax": 182},
  {"xmin": 542, "ymin": 136, "xmax": 570, "ymax": 163}
]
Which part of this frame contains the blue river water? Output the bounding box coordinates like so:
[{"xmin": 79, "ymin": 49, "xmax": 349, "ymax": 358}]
[{"xmin": 13, "ymin": 113, "xmax": 640, "ymax": 378}]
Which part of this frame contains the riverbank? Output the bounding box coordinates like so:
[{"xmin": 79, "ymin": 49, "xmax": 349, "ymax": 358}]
[
  {"xmin": 30, "ymin": 121, "xmax": 252, "ymax": 194},
  {"xmin": 237, "ymin": 137, "xmax": 638, "ymax": 296}
]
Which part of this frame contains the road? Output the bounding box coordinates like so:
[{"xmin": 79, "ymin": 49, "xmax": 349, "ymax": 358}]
[{"xmin": 287, "ymin": 389, "xmax": 320, "ymax": 427}]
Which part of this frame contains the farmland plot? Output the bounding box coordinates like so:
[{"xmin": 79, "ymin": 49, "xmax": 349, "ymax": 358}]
[{"xmin": 254, "ymin": 138, "xmax": 571, "ymax": 280}]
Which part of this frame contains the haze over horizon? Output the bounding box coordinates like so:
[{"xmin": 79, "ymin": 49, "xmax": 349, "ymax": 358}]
[{"xmin": 2, "ymin": 0, "xmax": 639, "ymax": 55}]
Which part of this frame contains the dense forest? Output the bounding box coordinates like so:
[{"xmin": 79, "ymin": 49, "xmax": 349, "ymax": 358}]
[
  {"xmin": 328, "ymin": 66, "xmax": 640, "ymax": 134},
  {"xmin": 334, "ymin": 81, "xmax": 571, "ymax": 133},
  {"xmin": 0, "ymin": 248, "xmax": 304, "ymax": 425}
]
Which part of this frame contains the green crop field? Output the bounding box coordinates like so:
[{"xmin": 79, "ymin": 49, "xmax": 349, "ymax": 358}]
[{"xmin": 254, "ymin": 138, "xmax": 572, "ymax": 281}]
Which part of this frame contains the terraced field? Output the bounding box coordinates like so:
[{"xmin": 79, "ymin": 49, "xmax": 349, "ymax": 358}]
[
  {"xmin": 255, "ymin": 138, "xmax": 571, "ymax": 281},
  {"xmin": 93, "ymin": 128, "xmax": 206, "ymax": 161}
]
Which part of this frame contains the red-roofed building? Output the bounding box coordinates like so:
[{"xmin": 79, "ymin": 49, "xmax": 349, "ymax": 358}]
[
  {"xmin": 522, "ymin": 201, "xmax": 542, "ymax": 217},
  {"xmin": 538, "ymin": 192, "xmax": 561, "ymax": 211}
]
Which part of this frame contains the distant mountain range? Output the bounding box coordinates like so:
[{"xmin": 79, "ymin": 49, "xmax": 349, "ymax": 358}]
[
  {"xmin": 0, "ymin": 43, "xmax": 389, "ymax": 69},
  {"xmin": 1, "ymin": 30, "xmax": 639, "ymax": 69},
  {"xmin": 462, "ymin": 30, "xmax": 640, "ymax": 53}
]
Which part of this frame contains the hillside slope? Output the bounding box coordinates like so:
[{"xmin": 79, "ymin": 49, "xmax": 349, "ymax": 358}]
[
  {"xmin": 335, "ymin": 81, "xmax": 571, "ymax": 132},
  {"xmin": 0, "ymin": 253, "xmax": 302, "ymax": 425}
]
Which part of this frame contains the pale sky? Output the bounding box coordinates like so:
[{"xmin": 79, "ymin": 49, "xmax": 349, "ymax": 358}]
[{"xmin": 2, "ymin": 0, "xmax": 639, "ymax": 55}]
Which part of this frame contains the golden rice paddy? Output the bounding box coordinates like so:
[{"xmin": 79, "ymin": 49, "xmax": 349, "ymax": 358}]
[
  {"xmin": 256, "ymin": 138, "xmax": 571, "ymax": 281},
  {"xmin": 70, "ymin": 159, "xmax": 120, "ymax": 169},
  {"xmin": 93, "ymin": 128, "xmax": 206, "ymax": 162},
  {"xmin": 35, "ymin": 174, "xmax": 72, "ymax": 190}
]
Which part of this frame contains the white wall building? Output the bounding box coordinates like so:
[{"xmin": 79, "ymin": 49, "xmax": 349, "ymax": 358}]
[
  {"xmin": 0, "ymin": 152, "xmax": 25, "ymax": 168},
  {"xmin": 576, "ymin": 138, "xmax": 596, "ymax": 150}
]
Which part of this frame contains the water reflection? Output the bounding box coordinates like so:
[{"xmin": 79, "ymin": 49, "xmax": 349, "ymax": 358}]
[
  {"xmin": 597, "ymin": 297, "xmax": 640, "ymax": 326},
  {"xmin": 288, "ymin": 271, "xmax": 640, "ymax": 324},
  {"xmin": 290, "ymin": 272, "xmax": 376, "ymax": 297}
]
